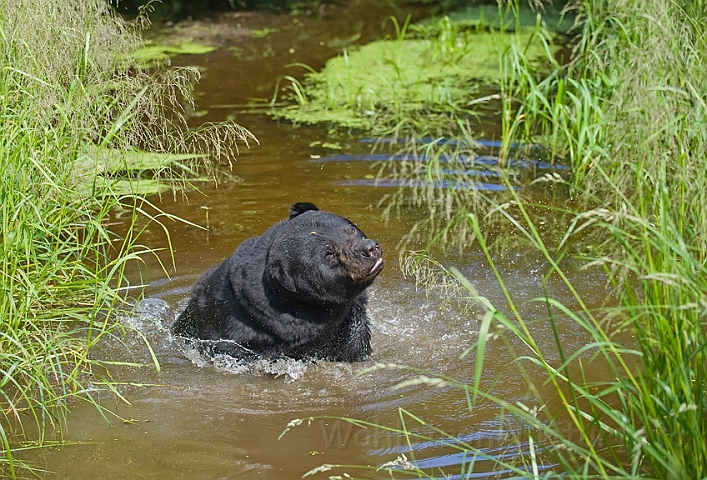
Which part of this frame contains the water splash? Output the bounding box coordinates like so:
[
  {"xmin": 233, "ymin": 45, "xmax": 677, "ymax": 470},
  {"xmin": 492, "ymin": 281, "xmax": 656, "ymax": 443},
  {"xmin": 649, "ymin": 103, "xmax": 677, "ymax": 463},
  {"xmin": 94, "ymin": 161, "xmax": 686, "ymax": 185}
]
[{"xmin": 213, "ymin": 355, "xmax": 312, "ymax": 382}]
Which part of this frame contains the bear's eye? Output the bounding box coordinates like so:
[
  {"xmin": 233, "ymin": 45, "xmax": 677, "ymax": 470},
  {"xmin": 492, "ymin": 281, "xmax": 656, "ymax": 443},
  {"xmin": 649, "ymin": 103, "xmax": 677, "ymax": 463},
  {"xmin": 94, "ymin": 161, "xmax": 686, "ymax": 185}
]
[{"xmin": 325, "ymin": 245, "xmax": 336, "ymax": 258}]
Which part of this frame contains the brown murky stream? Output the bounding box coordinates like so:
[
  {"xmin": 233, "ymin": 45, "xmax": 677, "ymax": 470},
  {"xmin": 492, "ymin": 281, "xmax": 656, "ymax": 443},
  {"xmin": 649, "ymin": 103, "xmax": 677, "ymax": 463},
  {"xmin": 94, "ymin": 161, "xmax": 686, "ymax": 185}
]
[{"xmin": 27, "ymin": 3, "xmax": 616, "ymax": 479}]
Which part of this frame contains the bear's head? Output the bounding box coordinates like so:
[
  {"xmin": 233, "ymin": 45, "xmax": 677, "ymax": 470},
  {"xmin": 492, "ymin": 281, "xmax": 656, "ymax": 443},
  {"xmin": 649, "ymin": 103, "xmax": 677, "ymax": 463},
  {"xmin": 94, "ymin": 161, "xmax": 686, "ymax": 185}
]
[{"xmin": 266, "ymin": 203, "xmax": 384, "ymax": 306}]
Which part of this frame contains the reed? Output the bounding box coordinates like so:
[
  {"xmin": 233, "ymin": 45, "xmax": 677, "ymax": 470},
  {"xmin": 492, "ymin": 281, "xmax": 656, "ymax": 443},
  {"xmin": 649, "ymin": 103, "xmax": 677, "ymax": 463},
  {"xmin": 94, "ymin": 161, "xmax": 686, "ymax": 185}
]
[
  {"xmin": 410, "ymin": 0, "xmax": 707, "ymax": 474},
  {"xmin": 394, "ymin": 0, "xmax": 707, "ymax": 475},
  {"xmin": 0, "ymin": 0, "xmax": 251, "ymax": 475}
]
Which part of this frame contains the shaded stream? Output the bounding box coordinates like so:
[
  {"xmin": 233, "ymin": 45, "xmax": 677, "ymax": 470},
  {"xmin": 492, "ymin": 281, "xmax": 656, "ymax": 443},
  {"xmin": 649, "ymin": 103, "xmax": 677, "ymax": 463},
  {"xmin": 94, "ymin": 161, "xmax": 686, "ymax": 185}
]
[{"xmin": 28, "ymin": 3, "xmax": 617, "ymax": 478}]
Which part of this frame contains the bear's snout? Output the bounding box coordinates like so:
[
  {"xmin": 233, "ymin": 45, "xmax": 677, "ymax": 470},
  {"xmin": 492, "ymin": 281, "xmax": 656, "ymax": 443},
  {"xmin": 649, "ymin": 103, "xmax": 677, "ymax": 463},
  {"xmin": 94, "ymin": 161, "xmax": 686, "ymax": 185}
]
[
  {"xmin": 339, "ymin": 237, "xmax": 384, "ymax": 283},
  {"xmin": 359, "ymin": 239, "xmax": 381, "ymax": 258},
  {"xmin": 356, "ymin": 239, "xmax": 384, "ymax": 278}
]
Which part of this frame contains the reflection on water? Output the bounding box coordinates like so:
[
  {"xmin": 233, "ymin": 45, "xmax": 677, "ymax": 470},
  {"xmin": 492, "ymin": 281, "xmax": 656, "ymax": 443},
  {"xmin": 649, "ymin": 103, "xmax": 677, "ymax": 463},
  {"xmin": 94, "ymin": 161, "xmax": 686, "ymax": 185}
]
[{"xmin": 24, "ymin": 3, "xmax": 614, "ymax": 479}]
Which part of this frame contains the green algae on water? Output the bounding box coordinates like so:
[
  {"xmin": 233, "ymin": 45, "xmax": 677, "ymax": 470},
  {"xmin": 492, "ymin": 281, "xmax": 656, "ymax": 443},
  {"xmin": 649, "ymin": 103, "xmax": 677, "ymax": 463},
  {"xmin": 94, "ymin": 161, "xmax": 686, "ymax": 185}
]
[
  {"xmin": 274, "ymin": 24, "xmax": 558, "ymax": 130},
  {"xmin": 132, "ymin": 41, "xmax": 217, "ymax": 66},
  {"xmin": 251, "ymin": 27, "xmax": 279, "ymax": 38}
]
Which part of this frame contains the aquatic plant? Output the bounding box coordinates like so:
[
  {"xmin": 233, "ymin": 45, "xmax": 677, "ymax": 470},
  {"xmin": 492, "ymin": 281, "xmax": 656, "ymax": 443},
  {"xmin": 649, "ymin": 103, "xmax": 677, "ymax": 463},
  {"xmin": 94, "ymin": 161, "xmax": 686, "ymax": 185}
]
[
  {"xmin": 272, "ymin": 11, "xmax": 561, "ymax": 137},
  {"xmin": 0, "ymin": 0, "xmax": 252, "ymax": 475},
  {"xmin": 390, "ymin": 0, "xmax": 707, "ymax": 474},
  {"xmin": 131, "ymin": 41, "xmax": 217, "ymax": 67}
]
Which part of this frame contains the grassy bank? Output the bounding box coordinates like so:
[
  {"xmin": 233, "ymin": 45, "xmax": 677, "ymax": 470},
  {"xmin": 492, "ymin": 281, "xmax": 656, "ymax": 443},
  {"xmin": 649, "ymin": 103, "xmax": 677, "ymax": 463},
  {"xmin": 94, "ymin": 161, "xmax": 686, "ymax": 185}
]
[
  {"xmin": 419, "ymin": 0, "xmax": 707, "ymax": 475},
  {"xmin": 440, "ymin": 0, "xmax": 707, "ymax": 475},
  {"xmin": 0, "ymin": 0, "xmax": 251, "ymax": 475}
]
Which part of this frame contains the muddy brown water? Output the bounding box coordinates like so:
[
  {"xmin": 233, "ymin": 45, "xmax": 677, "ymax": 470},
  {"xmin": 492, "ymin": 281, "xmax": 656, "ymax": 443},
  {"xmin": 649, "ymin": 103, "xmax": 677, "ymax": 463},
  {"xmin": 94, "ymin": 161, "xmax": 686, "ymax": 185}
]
[{"xmin": 27, "ymin": 4, "xmax": 618, "ymax": 479}]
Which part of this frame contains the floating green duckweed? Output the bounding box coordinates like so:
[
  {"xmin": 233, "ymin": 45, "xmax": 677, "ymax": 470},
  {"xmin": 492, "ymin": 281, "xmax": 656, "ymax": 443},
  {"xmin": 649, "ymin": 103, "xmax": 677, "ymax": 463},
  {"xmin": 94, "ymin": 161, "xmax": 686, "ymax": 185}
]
[
  {"xmin": 251, "ymin": 27, "xmax": 279, "ymax": 38},
  {"xmin": 132, "ymin": 41, "xmax": 217, "ymax": 66},
  {"xmin": 274, "ymin": 24, "xmax": 558, "ymax": 130}
]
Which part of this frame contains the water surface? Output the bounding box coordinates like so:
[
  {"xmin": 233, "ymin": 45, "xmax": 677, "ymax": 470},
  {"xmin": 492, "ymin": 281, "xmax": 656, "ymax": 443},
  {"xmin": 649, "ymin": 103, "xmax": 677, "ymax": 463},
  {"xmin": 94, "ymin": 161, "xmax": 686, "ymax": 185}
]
[{"xmin": 28, "ymin": 4, "xmax": 616, "ymax": 478}]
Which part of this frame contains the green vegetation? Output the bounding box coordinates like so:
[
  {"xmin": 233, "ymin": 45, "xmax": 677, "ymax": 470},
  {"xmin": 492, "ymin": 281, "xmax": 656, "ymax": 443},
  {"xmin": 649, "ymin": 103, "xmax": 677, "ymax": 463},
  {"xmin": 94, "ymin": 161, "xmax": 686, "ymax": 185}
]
[
  {"xmin": 132, "ymin": 41, "xmax": 217, "ymax": 67},
  {"xmin": 273, "ymin": 11, "xmax": 563, "ymax": 135},
  {"xmin": 251, "ymin": 27, "xmax": 279, "ymax": 38},
  {"xmin": 283, "ymin": 0, "xmax": 707, "ymax": 478},
  {"xmin": 0, "ymin": 0, "xmax": 251, "ymax": 475}
]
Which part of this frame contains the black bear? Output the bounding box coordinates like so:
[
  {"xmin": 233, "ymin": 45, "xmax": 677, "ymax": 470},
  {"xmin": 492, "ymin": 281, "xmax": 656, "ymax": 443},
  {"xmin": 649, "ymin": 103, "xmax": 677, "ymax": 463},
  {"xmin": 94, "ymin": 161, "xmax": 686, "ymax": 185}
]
[{"xmin": 173, "ymin": 202, "xmax": 384, "ymax": 362}]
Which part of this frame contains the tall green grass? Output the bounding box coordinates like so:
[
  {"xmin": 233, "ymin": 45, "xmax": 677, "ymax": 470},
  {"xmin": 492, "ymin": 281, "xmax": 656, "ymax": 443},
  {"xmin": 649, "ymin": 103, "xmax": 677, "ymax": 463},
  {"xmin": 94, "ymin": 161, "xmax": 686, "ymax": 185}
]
[
  {"xmin": 496, "ymin": 8, "xmax": 707, "ymax": 471},
  {"xmin": 454, "ymin": 179, "xmax": 706, "ymax": 478},
  {"xmin": 0, "ymin": 0, "xmax": 252, "ymax": 475},
  {"xmin": 433, "ymin": 0, "xmax": 707, "ymax": 475},
  {"xmin": 400, "ymin": 0, "xmax": 707, "ymax": 475}
]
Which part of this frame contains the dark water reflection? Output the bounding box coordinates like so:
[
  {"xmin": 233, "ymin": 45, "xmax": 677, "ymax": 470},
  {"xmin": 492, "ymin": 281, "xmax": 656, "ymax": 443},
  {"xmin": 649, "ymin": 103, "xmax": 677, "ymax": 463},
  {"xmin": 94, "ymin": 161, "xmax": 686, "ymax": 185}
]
[{"xmin": 27, "ymin": 4, "xmax": 618, "ymax": 479}]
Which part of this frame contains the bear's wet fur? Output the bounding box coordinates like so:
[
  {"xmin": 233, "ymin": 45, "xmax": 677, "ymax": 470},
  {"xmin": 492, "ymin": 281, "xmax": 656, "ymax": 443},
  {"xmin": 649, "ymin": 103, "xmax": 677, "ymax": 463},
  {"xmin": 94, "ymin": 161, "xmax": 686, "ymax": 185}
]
[{"xmin": 173, "ymin": 202, "xmax": 384, "ymax": 362}]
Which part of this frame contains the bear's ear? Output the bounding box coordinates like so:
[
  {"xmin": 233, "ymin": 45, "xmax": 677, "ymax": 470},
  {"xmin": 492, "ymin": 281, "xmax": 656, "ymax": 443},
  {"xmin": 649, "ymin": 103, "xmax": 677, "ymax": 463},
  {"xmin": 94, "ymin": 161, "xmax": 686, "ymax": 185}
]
[{"xmin": 289, "ymin": 202, "xmax": 319, "ymax": 219}]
